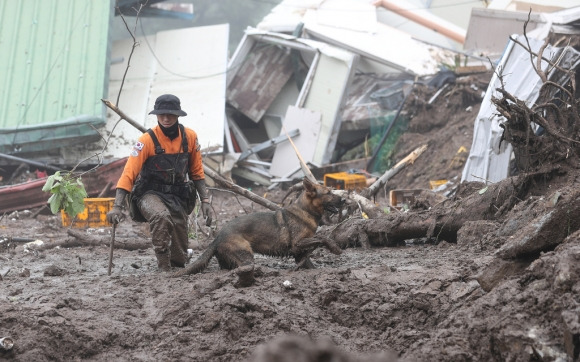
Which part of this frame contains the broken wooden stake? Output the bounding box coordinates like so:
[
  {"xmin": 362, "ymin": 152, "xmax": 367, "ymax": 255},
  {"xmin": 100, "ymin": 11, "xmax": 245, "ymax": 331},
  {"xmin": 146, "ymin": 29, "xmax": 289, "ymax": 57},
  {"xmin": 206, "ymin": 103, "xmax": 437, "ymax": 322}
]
[
  {"xmin": 282, "ymin": 125, "xmax": 317, "ymax": 183},
  {"xmin": 362, "ymin": 144, "xmax": 428, "ymax": 198}
]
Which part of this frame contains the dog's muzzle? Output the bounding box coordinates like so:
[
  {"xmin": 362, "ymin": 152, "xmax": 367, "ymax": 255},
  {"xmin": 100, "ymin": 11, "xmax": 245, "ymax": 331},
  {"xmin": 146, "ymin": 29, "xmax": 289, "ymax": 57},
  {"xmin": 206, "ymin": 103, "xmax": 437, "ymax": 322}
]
[{"xmin": 324, "ymin": 197, "xmax": 346, "ymax": 214}]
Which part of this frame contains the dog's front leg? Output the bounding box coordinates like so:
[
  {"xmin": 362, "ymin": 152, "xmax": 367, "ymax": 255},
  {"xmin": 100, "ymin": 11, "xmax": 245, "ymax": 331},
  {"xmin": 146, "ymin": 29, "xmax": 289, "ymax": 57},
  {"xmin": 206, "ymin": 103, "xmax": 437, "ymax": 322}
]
[
  {"xmin": 292, "ymin": 236, "xmax": 339, "ymax": 270},
  {"xmin": 294, "ymin": 255, "xmax": 315, "ymax": 269},
  {"xmin": 320, "ymin": 237, "xmax": 342, "ymax": 255},
  {"xmin": 293, "ymin": 236, "xmax": 342, "ymax": 256}
]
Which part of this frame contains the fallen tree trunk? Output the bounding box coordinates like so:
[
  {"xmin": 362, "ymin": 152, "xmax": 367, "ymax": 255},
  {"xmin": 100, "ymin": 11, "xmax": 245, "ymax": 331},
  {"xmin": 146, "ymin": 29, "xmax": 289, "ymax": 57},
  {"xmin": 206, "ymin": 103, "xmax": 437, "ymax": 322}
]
[
  {"xmin": 318, "ymin": 173, "xmax": 530, "ymax": 248},
  {"xmin": 67, "ymin": 229, "xmax": 149, "ymax": 250},
  {"xmin": 29, "ymin": 238, "xmax": 149, "ymax": 252},
  {"xmin": 28, "ymin": 229, "xmax": 150, "ymax": 251}
]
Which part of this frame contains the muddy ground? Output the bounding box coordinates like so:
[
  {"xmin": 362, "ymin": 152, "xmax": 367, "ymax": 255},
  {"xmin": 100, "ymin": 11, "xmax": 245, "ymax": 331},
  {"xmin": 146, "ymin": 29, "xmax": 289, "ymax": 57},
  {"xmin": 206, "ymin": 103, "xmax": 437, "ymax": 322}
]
[{"xmin": 1, "ymin": 72, "xmax": 579, "ymax": 361}]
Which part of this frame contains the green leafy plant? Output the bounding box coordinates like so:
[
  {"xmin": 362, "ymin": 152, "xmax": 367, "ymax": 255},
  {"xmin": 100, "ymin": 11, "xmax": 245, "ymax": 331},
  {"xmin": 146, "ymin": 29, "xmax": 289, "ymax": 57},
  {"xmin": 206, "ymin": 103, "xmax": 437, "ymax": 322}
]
[{"xmin": 42, "ymin": 171, "xmax": 87, "ymax": 217}]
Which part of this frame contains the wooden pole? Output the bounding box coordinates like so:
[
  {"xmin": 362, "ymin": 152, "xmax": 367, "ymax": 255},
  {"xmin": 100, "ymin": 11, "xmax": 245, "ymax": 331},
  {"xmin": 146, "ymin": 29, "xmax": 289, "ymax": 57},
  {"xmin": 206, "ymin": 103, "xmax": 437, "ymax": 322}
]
[{"xmin": 108, "ymin": 223, "xmax": 116, "ymax": 276}]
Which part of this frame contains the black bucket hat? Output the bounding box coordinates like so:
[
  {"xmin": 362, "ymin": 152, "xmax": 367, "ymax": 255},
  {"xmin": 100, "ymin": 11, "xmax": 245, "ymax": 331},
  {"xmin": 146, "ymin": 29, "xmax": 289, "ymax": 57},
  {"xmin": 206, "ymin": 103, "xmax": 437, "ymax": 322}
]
[{"xmin": 149, "ymin": 94, "xmax": 187, "ymax": 116}]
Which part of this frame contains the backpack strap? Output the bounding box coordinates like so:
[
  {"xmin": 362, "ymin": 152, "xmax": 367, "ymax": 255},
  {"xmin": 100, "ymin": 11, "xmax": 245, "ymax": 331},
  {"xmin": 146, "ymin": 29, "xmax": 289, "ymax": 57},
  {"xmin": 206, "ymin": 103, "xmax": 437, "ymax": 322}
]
[
  {"xmin": 178, "ymin": 124, "xmax": 192, "ymax": 179},
  {"xmin": 179, "ymin": 124, "xmax": 189, "ymax": 153},
  {"xmin": 146, "ymin": 129, "xmax": 165, "ymax": 155},
  {"xmin": 147, "ymin": 124, "xmax": 190, "ymax": 168}
]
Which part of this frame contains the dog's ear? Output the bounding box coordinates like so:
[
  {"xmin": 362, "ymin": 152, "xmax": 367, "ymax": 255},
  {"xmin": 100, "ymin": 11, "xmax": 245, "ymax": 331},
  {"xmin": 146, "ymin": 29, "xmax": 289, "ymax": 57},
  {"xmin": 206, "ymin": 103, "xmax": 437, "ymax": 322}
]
[{"xmin": 303, "ymin": 177, "xmax": 317, "ymax": 196}]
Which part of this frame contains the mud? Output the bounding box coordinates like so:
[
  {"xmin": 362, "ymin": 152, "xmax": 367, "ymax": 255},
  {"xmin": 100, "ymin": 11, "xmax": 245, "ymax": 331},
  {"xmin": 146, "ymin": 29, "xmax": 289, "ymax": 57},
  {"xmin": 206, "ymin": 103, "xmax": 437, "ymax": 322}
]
[{"xmin": 1, "ymin": 73, "xmax": 579, "ymax": 361}]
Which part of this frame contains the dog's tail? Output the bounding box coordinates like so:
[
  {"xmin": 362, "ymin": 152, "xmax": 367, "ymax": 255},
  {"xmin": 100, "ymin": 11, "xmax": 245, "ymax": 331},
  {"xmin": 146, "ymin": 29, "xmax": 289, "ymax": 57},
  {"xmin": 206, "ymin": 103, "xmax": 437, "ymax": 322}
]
[{"xmin": 172, "ymin": 244, "xmax": 216, "ymax": 277}]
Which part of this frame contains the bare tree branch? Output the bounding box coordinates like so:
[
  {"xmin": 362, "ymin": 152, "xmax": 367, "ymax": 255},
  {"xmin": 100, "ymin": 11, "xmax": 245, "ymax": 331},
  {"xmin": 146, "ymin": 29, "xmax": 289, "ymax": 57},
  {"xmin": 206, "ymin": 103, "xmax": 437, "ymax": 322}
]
[{"xmin": 509, "ymin": 36, "xmax": 571, "ymax": 75}]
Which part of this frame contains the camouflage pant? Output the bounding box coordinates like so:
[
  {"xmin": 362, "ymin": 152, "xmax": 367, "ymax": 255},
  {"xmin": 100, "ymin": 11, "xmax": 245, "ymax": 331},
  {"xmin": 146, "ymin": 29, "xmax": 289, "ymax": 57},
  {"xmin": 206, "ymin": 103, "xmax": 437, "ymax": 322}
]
[{"xmin": 137, "ymin": 192, "xmax": 188, "ymax": 267}]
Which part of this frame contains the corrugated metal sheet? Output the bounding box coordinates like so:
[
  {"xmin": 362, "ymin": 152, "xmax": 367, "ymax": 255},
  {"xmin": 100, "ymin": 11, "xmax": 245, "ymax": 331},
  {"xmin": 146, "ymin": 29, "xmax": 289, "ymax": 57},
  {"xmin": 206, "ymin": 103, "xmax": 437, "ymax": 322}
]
[
  {"xmin": 461, "ymin": 36, "xmax": 541, "ymax": 184},
  {"xmin": 0, "ymin": 0, "xmax": 113, "ymax": 130}
]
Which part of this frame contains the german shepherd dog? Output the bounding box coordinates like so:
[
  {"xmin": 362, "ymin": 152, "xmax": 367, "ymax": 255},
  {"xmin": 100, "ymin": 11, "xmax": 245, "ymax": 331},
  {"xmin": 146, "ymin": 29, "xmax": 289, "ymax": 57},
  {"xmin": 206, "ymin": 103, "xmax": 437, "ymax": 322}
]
[{"xmin": 172, "ymin": 178, "xmax": 345, "ymax": 287}]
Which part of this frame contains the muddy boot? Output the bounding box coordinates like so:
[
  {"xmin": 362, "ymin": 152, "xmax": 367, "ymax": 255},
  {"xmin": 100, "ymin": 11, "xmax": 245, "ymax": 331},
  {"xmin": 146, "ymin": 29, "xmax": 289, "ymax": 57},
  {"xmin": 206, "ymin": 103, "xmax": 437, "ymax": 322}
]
[
  {"xmin": 170, "ymin": 260, "xmax": 185, "ymax": 268},
  {"xmin": 155, "ymin": 252, "xmax": 171, "ymax": 272}
]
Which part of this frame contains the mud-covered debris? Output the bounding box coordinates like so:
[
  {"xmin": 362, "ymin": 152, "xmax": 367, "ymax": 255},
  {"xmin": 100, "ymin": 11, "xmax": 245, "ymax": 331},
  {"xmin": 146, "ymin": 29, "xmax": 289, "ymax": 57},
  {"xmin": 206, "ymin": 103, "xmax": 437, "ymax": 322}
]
[
  {"xmin": 0, "ymin": 268, "xmax": 10, "ymax": 280},
  {"xmin": 475, "ymin": 258, "xmax": 528, "ymax": 292},
  {"xmin": 282, "ymin": 280, "xmax": 293, "ymax": 289},
  {"xmin": 23, "ymin": 239, "xmax": 43, "ymax": 252},
  {"xmin": 43, "ymin": 265, "xmax": 66, "ymax": 277},
  {"xmin": 0, "ymin": 337, "xmax": 14, "ymax": 351},
  {"xmin": 562, "ymin": 310, "xmax": 580, "ymax": 360},
  {"xmin": 18, "ymin": 268, "xmax": 30, "ymax": 278}
]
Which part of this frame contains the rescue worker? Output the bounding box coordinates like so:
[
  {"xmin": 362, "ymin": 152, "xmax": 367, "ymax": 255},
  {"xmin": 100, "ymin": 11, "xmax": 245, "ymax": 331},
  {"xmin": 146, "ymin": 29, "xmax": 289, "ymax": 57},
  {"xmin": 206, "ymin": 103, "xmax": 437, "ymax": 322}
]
[{"xmin": 106, "ymin": 94, "xmax": 212, "ymax": 271}]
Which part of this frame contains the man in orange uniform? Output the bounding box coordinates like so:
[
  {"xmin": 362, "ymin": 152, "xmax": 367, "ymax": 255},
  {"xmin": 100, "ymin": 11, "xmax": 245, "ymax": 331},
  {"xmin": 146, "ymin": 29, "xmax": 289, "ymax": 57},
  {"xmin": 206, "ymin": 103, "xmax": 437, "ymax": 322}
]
[{"xmin": 106, "ymin": 94, "xmax": 212, "ymax": 271}]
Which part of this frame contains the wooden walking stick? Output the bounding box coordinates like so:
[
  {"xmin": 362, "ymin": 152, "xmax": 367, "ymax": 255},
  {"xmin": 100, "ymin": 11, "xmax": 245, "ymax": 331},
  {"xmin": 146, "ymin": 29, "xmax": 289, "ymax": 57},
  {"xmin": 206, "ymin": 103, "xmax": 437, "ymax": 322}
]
[{"xmin": 108, "ymin": 222, "xmax": 116, "ymax": 275}]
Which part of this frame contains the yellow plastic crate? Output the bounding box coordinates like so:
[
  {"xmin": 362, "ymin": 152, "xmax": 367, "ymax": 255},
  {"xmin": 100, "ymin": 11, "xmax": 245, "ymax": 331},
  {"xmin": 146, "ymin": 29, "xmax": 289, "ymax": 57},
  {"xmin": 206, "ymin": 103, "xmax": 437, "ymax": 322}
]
[
  {"xmin": 429, "ymin": 179, "xmax": 448, "ymax": 190},
  {"xmin": 324, "ymin": 172, "xmax": 367, "ymax": 190},
  {"xmin": 61, "ymin": 197, "xmax": 115, "ymax": 228}
]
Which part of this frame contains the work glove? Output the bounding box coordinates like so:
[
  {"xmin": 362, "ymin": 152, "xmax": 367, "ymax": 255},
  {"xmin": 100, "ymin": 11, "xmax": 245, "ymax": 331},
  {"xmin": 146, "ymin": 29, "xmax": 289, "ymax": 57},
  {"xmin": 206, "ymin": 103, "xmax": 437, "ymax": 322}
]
[
  {"xmin": 193, "ymin": 179, "xmax": 212, "ymax": 226},
  {"xmin": 201, "ymin": 201, "xmax": 212, "ymax": 226},
  {"xmin": 106, "ymin": 206, "xmax": 125, "ymax": 225},
  {"xmin": 106, "ymin": 188, "xmax": 128, "ymax": 224}
]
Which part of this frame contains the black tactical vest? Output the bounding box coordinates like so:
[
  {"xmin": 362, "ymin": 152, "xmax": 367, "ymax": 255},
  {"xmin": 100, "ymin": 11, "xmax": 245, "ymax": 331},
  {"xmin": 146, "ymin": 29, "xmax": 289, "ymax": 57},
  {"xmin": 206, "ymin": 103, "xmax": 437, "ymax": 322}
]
[{"xmin": 134, "ymin": 124, "xmax": 190, "ymax": 198}]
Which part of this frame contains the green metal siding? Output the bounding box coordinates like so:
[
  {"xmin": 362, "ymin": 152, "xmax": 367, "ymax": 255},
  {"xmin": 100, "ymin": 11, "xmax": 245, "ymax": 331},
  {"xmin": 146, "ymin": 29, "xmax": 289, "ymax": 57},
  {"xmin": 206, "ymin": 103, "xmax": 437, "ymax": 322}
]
[{"xmin": 0, "ymin": 0, "xmax": 113, "ymax": 130}]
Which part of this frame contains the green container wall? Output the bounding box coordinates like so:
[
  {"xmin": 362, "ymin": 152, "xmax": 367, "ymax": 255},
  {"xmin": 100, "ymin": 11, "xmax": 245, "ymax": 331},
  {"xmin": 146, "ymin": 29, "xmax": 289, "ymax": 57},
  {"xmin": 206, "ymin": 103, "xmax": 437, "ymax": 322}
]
[{"xmin": 0, "ymin": 0, "xmax": 113, "ymax": 130}]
